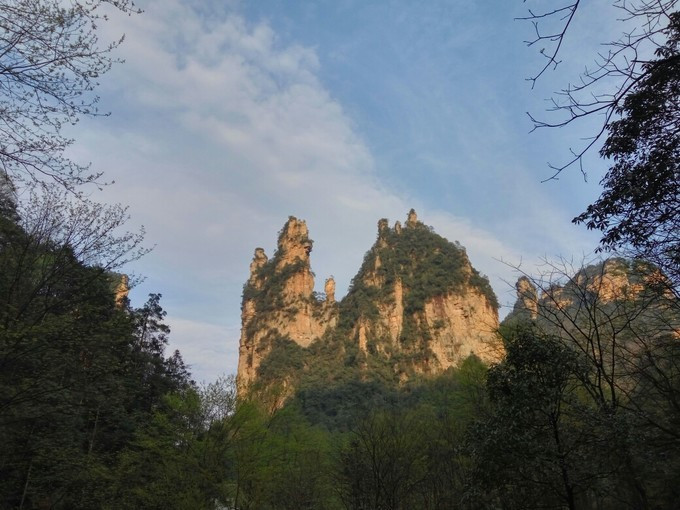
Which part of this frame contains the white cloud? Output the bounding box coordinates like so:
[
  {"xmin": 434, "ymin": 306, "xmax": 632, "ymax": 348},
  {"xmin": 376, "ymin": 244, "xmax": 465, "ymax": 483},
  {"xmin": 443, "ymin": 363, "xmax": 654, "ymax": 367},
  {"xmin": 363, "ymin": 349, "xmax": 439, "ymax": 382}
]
[
  {"xmin": 167, "ymin": 317, "xmax": 239, "ymax": 382},
  {"xmin": 68, "ymin": 0, "xmax": 597, "ymax": 380}
]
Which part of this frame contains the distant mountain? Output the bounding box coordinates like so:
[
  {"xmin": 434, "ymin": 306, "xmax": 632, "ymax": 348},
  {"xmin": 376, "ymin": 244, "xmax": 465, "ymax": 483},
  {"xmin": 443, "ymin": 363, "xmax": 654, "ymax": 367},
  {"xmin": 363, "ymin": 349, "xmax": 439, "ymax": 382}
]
[
  {"xmin": 506, "ymin": 257, "xmax": 674, "ymax": 325},
  {"xmin": 503, "ymin": 257, "xmax": 680, "ymax": 401}
]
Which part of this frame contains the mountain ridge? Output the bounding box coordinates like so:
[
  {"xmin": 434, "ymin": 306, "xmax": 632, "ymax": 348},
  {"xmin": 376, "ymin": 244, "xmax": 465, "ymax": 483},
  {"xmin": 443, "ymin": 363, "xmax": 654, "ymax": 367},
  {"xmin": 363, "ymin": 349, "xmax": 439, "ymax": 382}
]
[{"xmin": 237, "ymin": 210, "xmax": 501, "ymax": 395}]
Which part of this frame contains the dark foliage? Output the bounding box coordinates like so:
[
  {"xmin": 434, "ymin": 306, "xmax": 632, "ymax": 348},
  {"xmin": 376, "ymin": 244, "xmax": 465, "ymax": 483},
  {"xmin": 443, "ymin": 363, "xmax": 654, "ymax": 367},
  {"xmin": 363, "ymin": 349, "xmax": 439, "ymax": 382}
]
[
  {"xmin": 255, "ymin": 333, "xmax": 306, "ymax": 384},
  {"xmin": 295, "ymin": 380, "xmax": 405, "ymax": 432},
  {"xmin": 574, "ymin": 12, "xmax": 680, "ymax": 293},
  {"xmin": 0, "ymin": 204, "xmax": 192, "ymax": 508},
  {"xmin": 487, "ymin": 260, "xmax": 680, "ymax": 509}
]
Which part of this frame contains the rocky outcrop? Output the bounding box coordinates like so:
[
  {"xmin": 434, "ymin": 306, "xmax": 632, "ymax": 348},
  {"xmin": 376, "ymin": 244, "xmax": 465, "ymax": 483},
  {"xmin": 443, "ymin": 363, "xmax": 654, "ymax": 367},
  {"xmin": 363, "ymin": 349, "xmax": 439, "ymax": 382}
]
[
  {"xmin": 249, "ymin": 248, "xmax": 268, "ymax": 284},
  {"xmin": 406, "ymin": 208, "xmax": 418, "ymax": 228},
  {"xmin": 237, "ymin": 217, "xmax": 337, "ymax": 391},
  {"xmin": 577, "ymin": 259, "xmax": 645, "ymax": 302},
  {"xmin": 512, "ymin": 276, "xmax": 538, "ymax": 319},
  {"xmin": 237, "ymin": 211, "xmax": 501, "ymax": 395},
  {"xmin": 325, "ymin": 277, "xmax": 336, "ymax": 304},
  {"xmin": 507, "ymin": 258, "xmax": 674, "ymax": 323},
  {"xmin": 423, "ymin": 291, "xmax": 500, "ymax": 366},
  {"xmin": 109, "ymin": 273, "xmax": 129, "ymax": 308},
  {"xmin": 348, "ymin": 213, "xmax": 500, "ymax": 373}
]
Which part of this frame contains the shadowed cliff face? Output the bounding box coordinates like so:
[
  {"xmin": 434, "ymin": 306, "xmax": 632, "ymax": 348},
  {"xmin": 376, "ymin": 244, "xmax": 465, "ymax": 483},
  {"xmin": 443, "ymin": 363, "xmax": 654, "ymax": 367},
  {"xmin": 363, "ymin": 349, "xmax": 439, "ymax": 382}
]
[
  {"xmin": 237, "ymin": 211, "xmax": 501, "ymax": 396},
  {"xmin": 507, "ymin": 258, "xmax": 675, "ymax": 323}
]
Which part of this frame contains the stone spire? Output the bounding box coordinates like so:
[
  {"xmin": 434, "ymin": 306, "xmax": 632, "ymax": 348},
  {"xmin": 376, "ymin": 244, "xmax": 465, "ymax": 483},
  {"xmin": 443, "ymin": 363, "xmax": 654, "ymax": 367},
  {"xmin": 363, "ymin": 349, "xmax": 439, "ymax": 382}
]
[
  {"xmin": 114, "ymin": 274, "xmax": 129, "ymax": 308},
  {"xmin": 377, "ymin": 218, "xmax": 389, "ymax": 246},
  {"xmin": 406, "ymin": 208, "xmax": 418, "ymax": 227},
  {"xmin": 378, "ymin": 218, "xmax": 389, "ymax": 235},
  {"xmin": 325, "ymin": 277, "xmax": 336, "ymax": 303},
  {"xmin": 277, "ymin": 216, "xmax": 312, "ymax": 264},
  {"xmin": 238, "ymin": 216, "xmax": 338, "ymax": 396},
  {"xmin": 514, "ymin": 276, "xmax": 538, "ymax": 319},
  {"xmin": 249, "ymin": 248, "xmax": 268, "ymax": 285}
]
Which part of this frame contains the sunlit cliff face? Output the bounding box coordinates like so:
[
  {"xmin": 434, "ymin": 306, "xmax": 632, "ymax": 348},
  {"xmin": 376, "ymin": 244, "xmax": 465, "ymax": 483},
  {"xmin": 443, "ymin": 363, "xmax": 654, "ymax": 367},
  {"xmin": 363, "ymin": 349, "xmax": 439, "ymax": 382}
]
[{"xmin": 236, "ymin": 211, "xmax": 502, "ymax": 396}]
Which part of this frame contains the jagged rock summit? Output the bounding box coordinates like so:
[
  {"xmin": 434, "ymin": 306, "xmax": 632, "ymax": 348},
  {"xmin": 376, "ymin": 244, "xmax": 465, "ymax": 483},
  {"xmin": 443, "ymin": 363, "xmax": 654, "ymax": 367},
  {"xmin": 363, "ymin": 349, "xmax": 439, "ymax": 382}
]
[
  {"xmin": 237, "ymin": 211, "xmax": 501, "ymax": 395},
  {"xmin": 238, "ymin": 217, "xmax": 338, "ymax": 389},
  {"xmin": 507, "ymin": 258, "xmax": 672, "ymax": 324}
]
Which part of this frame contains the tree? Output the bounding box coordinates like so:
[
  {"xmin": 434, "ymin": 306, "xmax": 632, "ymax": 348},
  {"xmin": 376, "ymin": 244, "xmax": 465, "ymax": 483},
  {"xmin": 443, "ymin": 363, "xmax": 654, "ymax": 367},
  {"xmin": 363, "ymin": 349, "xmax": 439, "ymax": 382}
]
[
  {"xmin": 127, "ymin": 293, "xmax": 194, "ymax": 417},
  {"xmin": 501, "ymin": 258, "xmax": 680, "ymax": 508},
  {"xmin": 200, "ymin": 374, "xmax": 238, "ymax": 426},
  {"xmin": 220, "ymin": 401, "xmax": 338, "ymax": 510},
  {"xmin": 469, "ymin": 326, "xmax": 584, "ymax": 509},
  {"xmin": 520, "ymin": 1, "xmax": 677, "ymax": 175},
  {"xmin": 110, "ymin": 390, "xmax": 223, "ymax": 510},
  {"xmin": 0, "ymin": 233, "xmax": 137, "ymax": 508},
  {"xmin": 573, "ymin": 12, "xmax": 680, "ymax": 291},
  {"xmin": 0, "ymin": 192, "xmax": 191, "ymax": 508},
  {"xmin": 0, "ymin": 0, "xmax": 139, "ymax": 189},
  {"xmin": 521, "ymin": 1, "xmax": 680, "ymax": 293},
  {"xmin": 337, "ymin": 410, "xmax": 429, "ymax": 510}
]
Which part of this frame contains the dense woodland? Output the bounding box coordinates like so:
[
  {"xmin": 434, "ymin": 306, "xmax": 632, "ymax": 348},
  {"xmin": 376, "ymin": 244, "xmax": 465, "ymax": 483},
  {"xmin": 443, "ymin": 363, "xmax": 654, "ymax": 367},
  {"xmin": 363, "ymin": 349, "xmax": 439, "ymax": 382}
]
[
  {"xmin": 2, "ymin": 182, "xmax": 679, "ymax": 509},
  {"xmin": 2, "ymin": 0, "xmax": 680, "ymax": 508}
]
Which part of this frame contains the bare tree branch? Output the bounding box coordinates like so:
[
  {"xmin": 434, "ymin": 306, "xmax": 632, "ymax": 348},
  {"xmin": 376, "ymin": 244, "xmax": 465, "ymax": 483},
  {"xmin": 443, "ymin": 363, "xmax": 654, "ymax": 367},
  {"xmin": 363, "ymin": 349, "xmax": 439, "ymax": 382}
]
[
  {"xmin": 0, "ymin": 0, "xmax": 140, "ymax": 191},
  {"xmin": 520, "ymin": 0, "xmax": 678, "ymax": 178}
]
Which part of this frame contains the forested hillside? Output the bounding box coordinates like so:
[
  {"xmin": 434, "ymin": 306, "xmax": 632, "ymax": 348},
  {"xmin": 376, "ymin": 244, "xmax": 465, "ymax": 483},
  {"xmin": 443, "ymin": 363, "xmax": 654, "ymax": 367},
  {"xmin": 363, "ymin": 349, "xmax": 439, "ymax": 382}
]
[
  {"xmin": 2, "ymin": 0, "xmax": 680, "ymax": 508},
  {"xmin": 0, "ymin": 187, "xmax": 199, "ymax": 507}
]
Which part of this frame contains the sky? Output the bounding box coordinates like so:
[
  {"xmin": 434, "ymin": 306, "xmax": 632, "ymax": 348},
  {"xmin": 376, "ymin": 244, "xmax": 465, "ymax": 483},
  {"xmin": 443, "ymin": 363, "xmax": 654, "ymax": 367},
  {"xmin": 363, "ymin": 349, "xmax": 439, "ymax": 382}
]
[{"xmin": 63, "ymin": 0, "xmax": 627, "ymax": 382}]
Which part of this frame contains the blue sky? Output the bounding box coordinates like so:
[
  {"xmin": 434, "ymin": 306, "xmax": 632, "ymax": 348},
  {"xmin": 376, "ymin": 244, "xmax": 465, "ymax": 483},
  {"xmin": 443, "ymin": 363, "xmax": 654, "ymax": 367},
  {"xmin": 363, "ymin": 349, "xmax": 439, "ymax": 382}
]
[{"xmin": 65, "ymin": 0, "xmax": 625, "ymax": 382}]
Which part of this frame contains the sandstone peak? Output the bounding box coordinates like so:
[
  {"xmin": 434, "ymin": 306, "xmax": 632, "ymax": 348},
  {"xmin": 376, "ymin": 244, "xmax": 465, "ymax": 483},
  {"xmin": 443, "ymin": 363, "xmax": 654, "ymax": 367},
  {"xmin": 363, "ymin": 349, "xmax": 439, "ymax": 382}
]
[
  {"xmin": 249, "ymin": 248, "xmax": 268, "ymax": 280},
  {"xmin": 513, "ymin": 276, "xmax": 538, "ymax": 319},
  {"xmin": 505, "ymin": 259, "xmax": 670, "ymax": 328},
  {"xmin": 406, "ymin": 208, "xmax": 418, "ymax": 227},
  {"xmin": 574, "ymin": 258, "xmax": 653, "ymax": 302},
  {"xmin": 237, "ymin": 212, "xmax": 501, "ymax": 398},
  {"xmin": 378, "ymin": 218, "xmax": 389, "ymax": 236},
  {"xmin": 113, "ymin": 274, "xmax": 129, "ymax": 308},
  {"xmin": 238, "ymin": 216, "xmax": 338, "ymax": 394},
  {"xmin": 277, "ymin": 216, "xmax": 313, "ymax": 265},
  {"xmin": 325, "ymin": 277, "xmax": 336, "ymax": 303},
  {"xmin": 515, "ymin": 276, "xmax": 537, "ymax": 297}
]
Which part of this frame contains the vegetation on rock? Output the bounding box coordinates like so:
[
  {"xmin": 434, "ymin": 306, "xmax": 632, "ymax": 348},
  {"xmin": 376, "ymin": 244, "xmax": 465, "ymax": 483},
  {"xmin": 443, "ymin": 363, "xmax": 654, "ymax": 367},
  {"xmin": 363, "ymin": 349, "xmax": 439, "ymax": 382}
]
[{"xmin": 239, "ymin": 211, "xmax": 500, "ymax": 400}]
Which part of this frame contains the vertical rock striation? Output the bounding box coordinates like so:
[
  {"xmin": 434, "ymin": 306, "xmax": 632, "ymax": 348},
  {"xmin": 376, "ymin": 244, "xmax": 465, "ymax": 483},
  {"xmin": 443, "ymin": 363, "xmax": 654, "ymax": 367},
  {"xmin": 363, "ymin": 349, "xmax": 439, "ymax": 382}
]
[
  {"xmin": 237, "ymin": 217, "xmax": 337, "ymax": 392},
  {"xmin": 346, "ymin": 211, "xmax": 501, "ymax": 375},
  {"xmin": 236, "ymin": 211, "xmax": 502, "ymax": 395}
]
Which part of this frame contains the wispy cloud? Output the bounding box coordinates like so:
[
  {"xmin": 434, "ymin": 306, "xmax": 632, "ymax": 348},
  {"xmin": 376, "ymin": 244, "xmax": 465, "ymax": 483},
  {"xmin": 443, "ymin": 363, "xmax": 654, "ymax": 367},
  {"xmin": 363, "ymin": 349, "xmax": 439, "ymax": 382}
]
[
  {"xmin": 67, "ymin": 0, "xmax": 601, "ymax": 380},
  {"xmin": 167, "ymin": 317, "xmax": 239, "ymax": 384}
]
